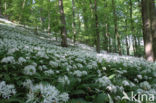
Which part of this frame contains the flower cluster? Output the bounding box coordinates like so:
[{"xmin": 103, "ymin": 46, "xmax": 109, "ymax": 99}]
[
  {"xmin": 0, "ymin": 81, "xmax": 16, "ymax": 99},
  {"xmin": 24, "ymin": 65, "xmax": 36, "ymax": 75},
  {"xmin": 73, "ymin": 70, "xmax": 88, "ymax": 77},
  {"xmin": 1, "ymin": 56, "xmax": 15, "ymax": 64},
  {"xmin": 58, "ymin": 75, "xmax": 70, "ymax": 85},
  {"xmin": 26, "ymin": 83, "xmax": 69, "ymax": 103}
]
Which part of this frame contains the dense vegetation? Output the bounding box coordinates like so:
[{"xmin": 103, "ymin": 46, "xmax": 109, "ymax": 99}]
[
  {"xmin": 0, "ymin": 0, "xmax": 156, "ymax": 103},
  {"xmin": 0, "ymin": 0, "xmax": 155, "ymax": 59}
]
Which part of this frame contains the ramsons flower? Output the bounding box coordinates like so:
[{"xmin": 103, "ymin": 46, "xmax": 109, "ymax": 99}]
[
  {"xmin": 1, "ymin": 56, "xmax": 15, "ymax": 64},
  {"xmin": 24, "ymin": 65, "xmax": 36, "ymax": 75},
  {"xmin": 18, "ymin": 57, "xmax": 26, "ymax": 64},
  {"xmin": 26, "ymin": 83, "xmax": 69, "ymax": 103},
  {"xmin": 96, "ymin": 76, "xmax": 111, "ymax": 87},
  {"xmin": 73, "ymin": 70, "xmax": 88, "ymax": 77},
  {"xmin": 58, "ymin": 75, "xmax": 70, "ymax": 85},
  {"xmin": 0, "ymin": 81, "xmax": 16, "ymax": 99}
]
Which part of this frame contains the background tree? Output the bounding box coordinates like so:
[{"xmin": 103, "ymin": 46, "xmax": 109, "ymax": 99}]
[{"xmin": 59, "ymin": 0, "xmax": 68, "ymax": 47}]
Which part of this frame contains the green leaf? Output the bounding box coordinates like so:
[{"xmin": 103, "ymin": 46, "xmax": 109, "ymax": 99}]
[
  {"xmin": 108, "ymin": 94, "xmax": 114, "ymax": 103},
  {"xmin": 94, "ymin": 93, "xmax": 109, "ymax": 103},
  {"xmin": 71, "ymin": 89, "xmax": 86, "ymax": 95},
  {"xmin": 108, "ymin": 74, "xmax": 116, "ymax": 80}
]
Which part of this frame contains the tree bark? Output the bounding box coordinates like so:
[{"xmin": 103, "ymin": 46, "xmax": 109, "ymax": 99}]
[
  {"xmin": 59, "ymin": 0, "xmax": 68, "ymax": 47},
  {"xmin": 72, "ymin": 0, "xmax": 76, "ymax": 44},
  {"xmin": 130, "ymin": 0, "xmax": 138, "ymax": 56},
  {"xmin": 126, "ymin": 36, "xmax": 130, "ymax": 55},
  {"xmin": 48, "ymin": 0, "xmax": 51, "ymax": 35},
  {"xmin": 141, "ymin": 0, "xmax": 154, "ymax": 61},
  {"xmin": 103, "ymin": 23, "xmax": 109, "ymax": 51},
  {"xmin": 112, "ymin": 0, "xmax": 121, "ymax": 55},
  {"xmin": 150, "ymin": 0, "xmax": 156, "ymax": 61},
  {"xmin": 48, "ymin": 13, "xmax": 51, "ymax": 34},
  {"xmin": 125, "ymin": 19, "xmax": 130, "ymax": 55},
  {"xmin": 4, "ymin": 1, "xmax": 7, "ymax": 13},
  {"xmin": 94, "ymin": 0, "xmax": 100, "ymax": 53}
]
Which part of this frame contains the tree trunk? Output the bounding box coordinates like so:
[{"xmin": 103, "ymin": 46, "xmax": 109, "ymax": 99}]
[
  {"xmin": 59, "ymin": 0, "xmax": 68, "ymax": 47},
  {"xmin": 48, "ymin": 0, "xmax": 51, "ymax": 35},
  {"xmin": 108, "ymin": 33, "xmax": 111, "ymax": 52},
  {"xmin": 130, "ymin": 0, "xmax": 138, "ymax": 56},
  {"xmin": 19, "ymin": 0, "xmax": 26, "ymax": 22},
  {"xmin": 150, "ymin": 0, "xmax": 156, "ymax": 61},
  {"xmin": 112, "ymin": 0, "xmax": 121, "ymax": 55},
  {"xmin": 94, "ymin": 0, "xmax": 100, "ymax": 53},
  {"xmin": 4, "ymin": 1, "xmax": 7, "ymax": 13},
  {"xmin": 103, "ymin": 23, "xmax": 109, "ymax": 51},
  {"xmin": 72, "ymin": 0, "xmax": 76, "ymax": 44},
  {"xmin": 141, "ymin": 0, "xmax": 154, "ymax": 61},
  {"xmin": 126, "ymin": 36, "xmax": 130, "ymax": 55},
  {"xmin": 48, "ymin": 13, "xmax": 51, "ymax": 34},
  {"xmin": 125, "ymin": 19, "xmax": 130, "ymax": 55}
]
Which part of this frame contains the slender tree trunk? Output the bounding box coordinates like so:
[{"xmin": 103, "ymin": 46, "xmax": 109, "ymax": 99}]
[
  {"xmin": 103, "ymin": 23, "xmax": 109, "ymax": 51},
  {"xmin": 108, "ymin": 33, "xmax": 111, "ymax": 52},
  {"xmin": 39, "ymin": 8, "xmax": 44, "ymax": 29},
  {"xmin": 4, "ymin": 1, "xmax": 7, "ymax": 13},
  {"xmin": 126, "ymin": 36, "xmax": 130, "ymax": 55},
  {"xmin": 94, "ymin": 0, "xmax": 100, "ymax": 53},
  {"xmin": 59, "ymin": 0, "xmax": 68, "ymax": 47},
  {"xmin": 137, "ymin": 37, "xmax": 141, "ymax": 47},
  {"xmin": 112, "ymin": 0, "xmax": 121, "ymax": 55},
  {"xmin": 19, "ymin": 0, "xmax": 26, "ymax": 22},
  {"xmin": 141, "ymin": 0, "xmax": 154, "ymax": 61},
  {"xmin": 150, "ymin": 0, "xmax": 156, "ymax": 61},
  {"xmin": 48, "ymin": 13, "xmax": 51, "ymax": 34},
  {"xmin": 125, "ymin": 19, "xmax": 130, "ymax": 55},
  {"xmin": 130, "ymin": 0, "xmax": 138, "ymax": 56},
  {"xmin": 48, "ymin": 0, "xmax": 51, "ymax": 35},
  {"xmin": 72, "ymin": 0, "xmax": 76, "ymax": 44},
  {"xmin": 78, "ymin": 12, "xmax": 81, "ymax": 36}
]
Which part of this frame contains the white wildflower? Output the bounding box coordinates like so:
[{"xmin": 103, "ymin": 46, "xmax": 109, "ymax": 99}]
[
  {"xmin": 23, "ymin": 79, "xmax": 33, "ymax": 89},
  {"xmin": 0, "ymin": 81, "xmax": 16, "ymax": 99},
  {"xmin": 56, "ymin": 70, "xmax": 60, "ymax": 74},
  {"xmin": 59, "ymin": 92, "xmax": 69, "ymax": 102},
  {"xmin": 106, "ymin": 84, "xmax": 117, "ymax": 93},
  {"xmin": 77, "ymin": 63, "xmax": 83, "ymax": 68},
  {"xmin": 36, "ymin": 51, "xmax": 49, "ymax": 59},
  {"xmin": 137, "ymin": 89, "xmax": 144, "ymax": 93},
  {"xmin": 102, "ymin": 67, "xmax": 107, "ymax": 71},
  {"xmin": 26, "ymin": 83, "xmax": 69, "ymax": 103},
  {"xmin": 96, "ymin": 76, "xmax": 111, "ymax": 87},
  {"xmin": 137, "ymin": 75, "xmax": 142, "ymax": 80},
  {"xmin": 58, "ymin": 75, "xmax": 70, "ymax": 85},
  {"xmin": 72, "ymin": 65, "xmax": 77, "ymax": 69},
  {"xmin": 122, "ymin": 80, "xmax": 130, "ymax": 86},
  {"xmin": 7, "ymin": 48, "xmax": 18, "ymax": 54},
  {"xmin": 18, "ymin": 57, "xmax": 26, "ymax": 64},
  {"xmin": 49, "ymin": 61, "xmax": 58, "ymax": 68},
  {"xmin": 24, "ymin": 65, "xmax": 36, "ymax": 75},
  {"xmin": 140, "ymin": 81, "xmax": 151, "ymax": 90},
  {"xmin": 134, "ymin": 78, "xmax": 139, "ymax": 83},
  {"xmin": 44, "ymin": 70, "xmax": 54, "ymax": 76},
  {"xmin": 32, "ymin": 62, "xmax": 37, "ymax": 67},
  {"xmin": 73, "ymin": 70, "xmax": 87, "ymax": 77},
  {"xmin": 97, "ymin": 70, "xmax": 102, "ymax": 77},
  {"xmin": 87, "ymin": 65, "xmax": 92, "ymax": 69},
  {"xmin": 82, "ymin": 71, "xmax": 87, "ymax": 75},
  {"xmin": 1, "ymin": 56, "xmax": 15, "ymax": 64},
  {"xmin": 91, "ymin": 61, "xmax": 97, "ymax": 68}
]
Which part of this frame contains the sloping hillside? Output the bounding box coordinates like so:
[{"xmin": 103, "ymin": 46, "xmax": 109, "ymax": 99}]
[{"xmin": 0, "ymin": 20, "xmax": 156, "ymax": 103}]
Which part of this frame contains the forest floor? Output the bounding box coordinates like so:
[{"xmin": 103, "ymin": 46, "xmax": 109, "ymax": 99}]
[{"xmin": 0, "ymin": 18, "xmax": 156, "ymax": 103}]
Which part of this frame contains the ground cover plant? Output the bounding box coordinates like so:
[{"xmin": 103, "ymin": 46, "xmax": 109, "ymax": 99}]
[{"xmin": 0, "ymin": 22, "xmax": 156, "ymax": 103}]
